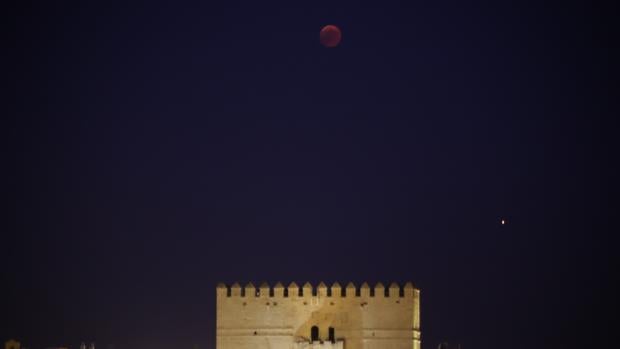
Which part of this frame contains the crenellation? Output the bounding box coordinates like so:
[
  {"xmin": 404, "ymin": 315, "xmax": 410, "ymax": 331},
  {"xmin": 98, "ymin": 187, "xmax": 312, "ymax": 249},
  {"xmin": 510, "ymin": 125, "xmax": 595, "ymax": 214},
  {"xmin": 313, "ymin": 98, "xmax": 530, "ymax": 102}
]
[
  {"xmin": 217, "ymin": 283, "xmax": 228, "ymax": 298},
  {"xmin": 231, "ymin": 282, "xmax": 242, "ymax": 296},
  {"xmin": 288, "ymin": 282, "xmax": 299, "ymax": 297},
  {"xmin": 389, "ymin": 282, "xmax": 400, "ymax": 297},
  {"xmin": 244, "ymin": 282, "xmax": 256, "ymax": 297},
  {"xmin": 274, "ymin": 282, "xmax": 285, "ymax": 297},
  {"xmin": 403, "ymin": 282, "xmax": 415, "ymax": 298},
  {"xmin": 360, "ymin": 282, "xmax": 370, "ymax": 297},
  {"xmin": 345, "ymin": 282, "xmax": 357, "ymax": 297},
  {"xmin": 374, "ymin": 282, "xmax": 385, "ymax": 297},
  {"xmin": 331, "ymin": 282, "xmax": 342, "ymax": 297},
  {"xmin": 259, "ymin": 282, "xmax": 270, "ymax": 297},
  {"xmin": 302, "ymin": 282, "xmax": 313, "ymax": 297},
  {"xmin": 217, "ymin": 282, "xmax": 420, "ymax": 300}
]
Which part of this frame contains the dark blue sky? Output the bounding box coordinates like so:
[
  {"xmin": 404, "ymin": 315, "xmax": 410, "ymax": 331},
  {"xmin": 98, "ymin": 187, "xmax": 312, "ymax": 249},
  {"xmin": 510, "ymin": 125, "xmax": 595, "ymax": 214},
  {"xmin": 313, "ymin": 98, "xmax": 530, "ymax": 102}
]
[{"xmin": 3, "ymin": 1, "xmax": 617, "ymax": 349}]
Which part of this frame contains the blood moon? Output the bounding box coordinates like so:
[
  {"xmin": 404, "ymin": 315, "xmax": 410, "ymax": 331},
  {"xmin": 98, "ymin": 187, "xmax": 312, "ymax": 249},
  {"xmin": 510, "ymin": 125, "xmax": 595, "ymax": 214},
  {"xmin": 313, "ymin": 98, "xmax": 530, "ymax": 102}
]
[{"xmin": 320, "ymin": 25, "xmax": 342, "ymax": 48}]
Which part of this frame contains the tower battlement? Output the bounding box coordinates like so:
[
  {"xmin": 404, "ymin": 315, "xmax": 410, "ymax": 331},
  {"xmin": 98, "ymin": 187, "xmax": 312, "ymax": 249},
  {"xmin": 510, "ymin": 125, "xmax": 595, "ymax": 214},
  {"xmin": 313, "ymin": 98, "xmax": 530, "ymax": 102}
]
[
  {"xmin": 216, "ymin": 281, "xmax": 421, "ymax": 349},
  {"xmin": 216, "ymin": 281, "xmax": 418, "ymax": 298}
]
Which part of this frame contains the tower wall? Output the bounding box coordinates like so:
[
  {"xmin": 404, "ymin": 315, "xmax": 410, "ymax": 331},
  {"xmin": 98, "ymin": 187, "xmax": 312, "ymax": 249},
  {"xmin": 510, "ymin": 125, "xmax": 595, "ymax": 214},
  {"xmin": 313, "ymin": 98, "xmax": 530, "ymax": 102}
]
[{"xmin": 216, "ymin": 282, "xmax": 421, "ymax": 349}]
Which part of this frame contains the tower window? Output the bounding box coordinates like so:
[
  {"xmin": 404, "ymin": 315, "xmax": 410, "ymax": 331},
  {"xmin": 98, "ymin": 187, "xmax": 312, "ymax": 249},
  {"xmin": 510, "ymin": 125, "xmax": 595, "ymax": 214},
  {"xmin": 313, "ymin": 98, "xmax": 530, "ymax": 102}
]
[
  {"xmin": 311, "ymin": 326, "xmax": 319, "ymax": 342},
  {"xmin": 328, "ymin": 327, "xmax": 335, "ymax": 343}
]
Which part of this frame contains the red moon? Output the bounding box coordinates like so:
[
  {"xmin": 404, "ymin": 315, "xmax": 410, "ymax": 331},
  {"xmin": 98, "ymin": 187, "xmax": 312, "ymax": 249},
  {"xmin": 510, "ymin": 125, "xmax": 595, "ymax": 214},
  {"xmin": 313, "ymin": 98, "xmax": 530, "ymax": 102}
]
[{"xmin": 320, "ymin": 25, "xmax": 342, "ymax": 48}]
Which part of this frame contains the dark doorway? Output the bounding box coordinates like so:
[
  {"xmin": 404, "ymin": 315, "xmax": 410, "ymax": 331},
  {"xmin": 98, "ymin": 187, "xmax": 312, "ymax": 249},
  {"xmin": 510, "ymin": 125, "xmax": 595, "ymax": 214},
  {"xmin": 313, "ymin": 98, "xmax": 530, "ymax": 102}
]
[
  {"xmin": 311, "ymin": 326, "xmax": 319, "ymax": 342},
  {"xmin": 328, "ymin": 327, "xmax": 335, "ymax": 343}
]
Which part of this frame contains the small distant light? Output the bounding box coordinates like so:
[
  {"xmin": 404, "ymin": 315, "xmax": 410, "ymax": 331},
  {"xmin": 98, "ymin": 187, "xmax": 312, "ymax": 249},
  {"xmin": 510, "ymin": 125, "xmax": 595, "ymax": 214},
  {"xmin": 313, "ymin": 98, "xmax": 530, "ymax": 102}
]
[{"xmin": 501, "ymin": 219, "xmax": 506, "ymax": 225}]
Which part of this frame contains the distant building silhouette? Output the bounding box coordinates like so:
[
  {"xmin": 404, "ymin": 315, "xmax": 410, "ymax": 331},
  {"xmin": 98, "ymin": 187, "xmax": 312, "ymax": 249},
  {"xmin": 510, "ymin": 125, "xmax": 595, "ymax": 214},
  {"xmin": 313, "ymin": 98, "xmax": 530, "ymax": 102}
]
[
  {"xmin": 79, "ymin": 340, "xmax": 95, "ymax": 349},
  {"xmin": 438, "ymin": 342, "xmax": 461, "ymax": 349},
  {"xmin": 5, "ymin": 340, "xmax": 20, "ymax": 349}
]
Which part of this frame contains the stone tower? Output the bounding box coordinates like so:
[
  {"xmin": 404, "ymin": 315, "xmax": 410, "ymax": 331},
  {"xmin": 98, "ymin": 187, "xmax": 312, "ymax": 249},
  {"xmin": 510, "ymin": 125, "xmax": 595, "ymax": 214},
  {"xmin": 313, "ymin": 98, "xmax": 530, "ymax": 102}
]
[{"xmin": 216, "ymin": 281, "xmax": 421, "ymax": 349}]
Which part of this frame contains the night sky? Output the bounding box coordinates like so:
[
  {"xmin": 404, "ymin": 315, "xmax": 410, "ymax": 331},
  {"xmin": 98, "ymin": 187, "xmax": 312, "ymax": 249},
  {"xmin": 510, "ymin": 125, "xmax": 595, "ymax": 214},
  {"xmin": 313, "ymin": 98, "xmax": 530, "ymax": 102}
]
[{"xmin": 3, "ymin": 1, "xmax": 617, "ymax": 349}]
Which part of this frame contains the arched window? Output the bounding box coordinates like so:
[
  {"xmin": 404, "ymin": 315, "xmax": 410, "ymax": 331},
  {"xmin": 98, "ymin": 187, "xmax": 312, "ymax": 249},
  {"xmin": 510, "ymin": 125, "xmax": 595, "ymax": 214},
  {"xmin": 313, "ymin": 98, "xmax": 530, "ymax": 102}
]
[
  {"xmin": 311, "ymin": 326, "xmax": 319, "ymax": 342},
  {"xmin": 328, "ymin": 327, "xmax": 335, "ymax": 343}
]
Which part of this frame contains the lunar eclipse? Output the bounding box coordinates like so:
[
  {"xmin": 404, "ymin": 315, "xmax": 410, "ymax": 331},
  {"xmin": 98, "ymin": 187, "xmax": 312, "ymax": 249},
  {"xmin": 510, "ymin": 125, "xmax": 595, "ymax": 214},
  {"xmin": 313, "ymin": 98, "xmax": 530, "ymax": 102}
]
[
  {"xmin": 5, "ymin": 2, "xmax": 613, "ymax": 349},
  {"xmin": 320, "ymin": 25, "xmax": 342, "ymax": 47}
]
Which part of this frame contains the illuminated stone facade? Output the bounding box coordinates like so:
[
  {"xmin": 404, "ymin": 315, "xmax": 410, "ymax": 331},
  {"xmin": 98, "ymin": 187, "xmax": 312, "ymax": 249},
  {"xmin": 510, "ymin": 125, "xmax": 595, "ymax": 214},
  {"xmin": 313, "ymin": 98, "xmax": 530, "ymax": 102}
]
[{"xmin": 216, "ymin": 281, "xmax": 421, "ymax": 349}]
